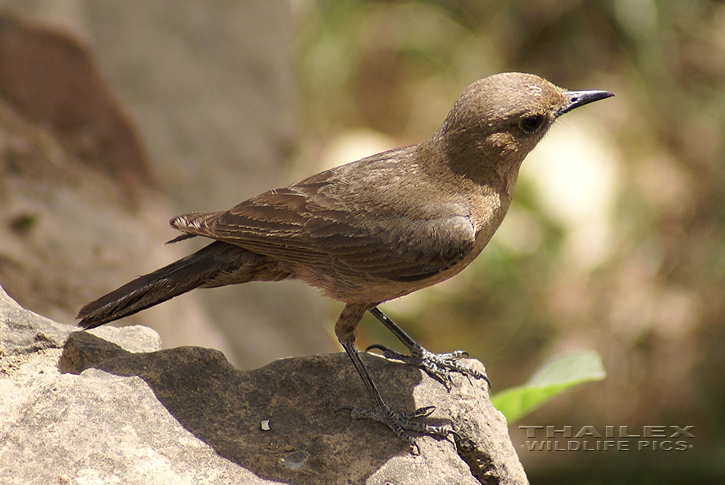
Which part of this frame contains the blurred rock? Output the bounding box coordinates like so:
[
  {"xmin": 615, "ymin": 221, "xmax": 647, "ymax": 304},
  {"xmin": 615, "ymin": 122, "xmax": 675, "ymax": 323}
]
[
  {"xmin": 0, "ymin": 10, "xmax": 155, "ymax": 189},
  {"xmin": 0, "ymin": 285, "xmax": 528, "ymax": 484},
  {"xmin": 0, "ymin": 1, "xmax": 331, "ymax": 369},
  {"xmin": 0, "ymin": 10, "xmax": 232, "ymax": 357}
]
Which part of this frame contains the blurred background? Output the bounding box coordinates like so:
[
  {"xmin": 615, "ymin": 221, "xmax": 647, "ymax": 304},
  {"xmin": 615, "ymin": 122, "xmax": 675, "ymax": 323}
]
[{"xmin": 0, "ymin": 0, "xmax": 723, "ymax": 483}]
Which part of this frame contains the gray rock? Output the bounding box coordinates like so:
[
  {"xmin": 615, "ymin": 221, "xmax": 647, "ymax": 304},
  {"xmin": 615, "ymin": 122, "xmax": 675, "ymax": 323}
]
[
  {"xmin": 0, "ymin": 286, "xmax": 528, "ymax": 484},
  {"xmin": 0, "ymin": 9, "xmax": 233, "ymax": 359},
  {"xmin": 0, "ymin": 285, "xmax": 161, "ymax": 356},
  {"xmin": 0, "ymin": 1, "xmax": 330, "ymax": 369}
]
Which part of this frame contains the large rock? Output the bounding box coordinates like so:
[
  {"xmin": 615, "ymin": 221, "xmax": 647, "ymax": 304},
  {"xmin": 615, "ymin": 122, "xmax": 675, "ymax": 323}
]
[
  {"xmin": 0, "ymin": 286, "xmax": 528, "ymax": 484},
  {"xmin": 0, "ymin": 8, "xmax": 233, "ymax": 358},
  {"xmin": 0, "ymin": 3, "xmax": 329, "ymax": 369}
]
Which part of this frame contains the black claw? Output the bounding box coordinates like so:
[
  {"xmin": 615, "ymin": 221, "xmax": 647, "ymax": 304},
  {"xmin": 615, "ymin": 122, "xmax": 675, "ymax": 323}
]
[
  {"xmin": 335, "ymin": 405, "xmax": 357, "ymax": 414},
  {"xmin": 365, "ymin": 343, "xmax": 388, "ymax": 353},
  {"xmin": 445, "ymin": 350, "xmax": 469, "ymax": 358},
  {"xmin": 482, "ymin": 375, "xmax": 492, "ymax": 390},
  {"xmin": 413, "ymin": 405, "xmax": 436, "ymax": 418},
  {"xmin": 445, "ymin": 429, "xmax": 461, "ymax": 450}
]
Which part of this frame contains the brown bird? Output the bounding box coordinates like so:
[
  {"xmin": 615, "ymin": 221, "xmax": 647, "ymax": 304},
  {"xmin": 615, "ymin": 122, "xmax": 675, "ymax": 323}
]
[{"xmin": 78, "ymin": 72, "xmax": 612, "ymax": 453}]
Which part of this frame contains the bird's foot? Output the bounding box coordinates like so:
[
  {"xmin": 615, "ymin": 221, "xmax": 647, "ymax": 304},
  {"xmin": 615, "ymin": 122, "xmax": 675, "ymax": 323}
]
[
  {"xmin": 366, "ymin": 343, "xmax": 490, "ymax": 391},
  {"xmin": 337, "ymin": 404, "xmax": 452, "ymax": 455}
]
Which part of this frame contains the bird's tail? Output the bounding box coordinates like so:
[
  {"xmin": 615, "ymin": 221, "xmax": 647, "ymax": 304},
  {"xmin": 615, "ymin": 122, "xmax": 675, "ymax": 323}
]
[{"xmin": 77, "ymin": 241, "xmax": 260, "ymax": 329}]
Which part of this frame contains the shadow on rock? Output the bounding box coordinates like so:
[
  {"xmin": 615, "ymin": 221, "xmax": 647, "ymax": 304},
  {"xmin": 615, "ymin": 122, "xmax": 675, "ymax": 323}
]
[{"xmin": 60, "ymin": 330, "xmax": 451, "ymax": 483}]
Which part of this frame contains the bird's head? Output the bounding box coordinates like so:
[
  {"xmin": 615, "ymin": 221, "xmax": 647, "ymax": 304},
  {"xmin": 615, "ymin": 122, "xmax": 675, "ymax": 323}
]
[{"xmin": 430, "ymin": 72, "xmax": 613, "ymax": 187}]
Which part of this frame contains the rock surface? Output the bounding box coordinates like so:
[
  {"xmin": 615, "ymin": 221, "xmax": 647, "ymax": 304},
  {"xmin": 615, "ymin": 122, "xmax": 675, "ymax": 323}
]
[
  {"xmin": 0, "ymin": 8, "xmax": 233, "ymax": 358},
  {"xmin": 0, "ymin": 286, "xmax": 528, "ymax": 484},
  {"xmin": 0, "ymin": 3, "xmax": 330, "ymax": 369}
]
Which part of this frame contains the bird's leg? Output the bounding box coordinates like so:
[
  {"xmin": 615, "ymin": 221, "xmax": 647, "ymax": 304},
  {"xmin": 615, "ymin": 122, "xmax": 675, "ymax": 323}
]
[
  {"xmin": 338, "ymin": 341, "xmax": 451, "ymax": 454},
  {"xmin": 335, "ymin": 304, "xmax": 451, "ymax": 454},
  {"xmin": 367, "ymin": 306, "xmax": 491, "ymax": 390}
]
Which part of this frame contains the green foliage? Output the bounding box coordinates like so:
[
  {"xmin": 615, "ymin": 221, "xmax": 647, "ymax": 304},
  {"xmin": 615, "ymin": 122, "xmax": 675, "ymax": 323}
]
[{"xmin": 491, "ymin": 350, "xmax": 606, "ymax": 423}]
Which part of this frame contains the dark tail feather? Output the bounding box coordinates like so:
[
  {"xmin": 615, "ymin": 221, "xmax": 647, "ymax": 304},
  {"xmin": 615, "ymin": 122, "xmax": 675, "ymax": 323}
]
[{"xmin": 77, "ymin": 241, "xmax": 256, "ymax": 329}]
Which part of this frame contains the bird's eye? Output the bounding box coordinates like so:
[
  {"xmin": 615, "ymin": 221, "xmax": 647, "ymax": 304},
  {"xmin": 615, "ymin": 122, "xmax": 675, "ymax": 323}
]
[{"xmin": 519, "ymin": 114, "xmax": 545, "ymax": 134}]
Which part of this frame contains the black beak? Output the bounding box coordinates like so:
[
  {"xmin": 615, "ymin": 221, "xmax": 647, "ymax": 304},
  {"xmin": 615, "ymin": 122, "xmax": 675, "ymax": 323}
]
[{"xmin": 557, "ymin": 90, "xmax": 614, "ymax": 117}]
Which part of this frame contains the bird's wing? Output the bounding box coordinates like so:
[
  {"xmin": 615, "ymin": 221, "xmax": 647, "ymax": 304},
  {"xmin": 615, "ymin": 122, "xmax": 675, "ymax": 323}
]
[{"xmin": 172, "ymin": 169, "xmax": 476, "ymax": 283}]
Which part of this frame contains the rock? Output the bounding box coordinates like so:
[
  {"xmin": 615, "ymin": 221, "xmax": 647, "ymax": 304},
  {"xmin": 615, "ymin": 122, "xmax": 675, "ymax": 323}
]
[
  {"xmin": 0, "ymin": 5, "xmax": 330, "ymax": 368},
  {"xmin": 0, "ymin": 10, "xmax": 156, "ymax": 190},
  {"xmin": 0, "ymin": 285, "xmax": 528, "ymax": 484},
  {"xmin": 0, "ymin": 285, "xmax": 161, "ymax": 356},
  {"xmin": 0, "ymin": 9, "xmax": 234, "ymax": 358}
]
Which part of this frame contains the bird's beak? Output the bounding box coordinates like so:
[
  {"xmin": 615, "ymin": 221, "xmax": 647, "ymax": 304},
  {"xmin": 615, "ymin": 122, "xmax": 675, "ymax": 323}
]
[{"xmin": 557, "ymin": 90, "xmax": 614, "ymax": 117}]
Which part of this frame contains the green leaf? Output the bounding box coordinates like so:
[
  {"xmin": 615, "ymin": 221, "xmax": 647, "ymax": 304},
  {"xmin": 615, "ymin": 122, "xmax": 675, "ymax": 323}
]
[{"xmin": 491, "ymin": 350, "xmax": 606, "ymax": 423}]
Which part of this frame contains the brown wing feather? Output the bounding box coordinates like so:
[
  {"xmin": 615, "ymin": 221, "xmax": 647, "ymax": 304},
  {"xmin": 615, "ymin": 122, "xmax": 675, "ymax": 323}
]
[{"xmin": 171, "ymin": 161, "xmax": 476, "ymax": 282}]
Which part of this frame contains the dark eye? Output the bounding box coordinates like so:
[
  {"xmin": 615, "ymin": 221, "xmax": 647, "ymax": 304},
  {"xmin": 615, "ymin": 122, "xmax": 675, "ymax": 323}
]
[{"xmin": 519, "ymin": 114, "xmax": 545, "ymax": 134}]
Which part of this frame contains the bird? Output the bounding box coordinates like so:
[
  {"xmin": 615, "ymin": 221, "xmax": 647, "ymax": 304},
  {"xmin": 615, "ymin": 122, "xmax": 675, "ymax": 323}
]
[{"xmin": 77, "ymin": 72, "xmax": 613, "ymax": 453}]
